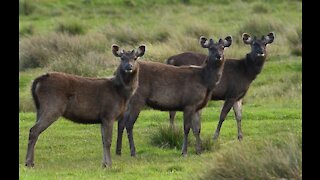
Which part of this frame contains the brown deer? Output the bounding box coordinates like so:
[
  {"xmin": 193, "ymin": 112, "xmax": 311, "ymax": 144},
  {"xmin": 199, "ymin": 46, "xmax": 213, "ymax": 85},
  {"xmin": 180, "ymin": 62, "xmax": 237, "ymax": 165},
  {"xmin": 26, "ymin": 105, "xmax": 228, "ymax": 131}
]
[
  {"xmin": 166, "ymin": 32, "xmax": 275, "ymax": 141},
  {"xmin": 116, "ymin": 35, "xmax": 232, "ymax": 157},
  {"xmin": 25, "ymin": 44, "xmax": 146, "ymax": 168}
]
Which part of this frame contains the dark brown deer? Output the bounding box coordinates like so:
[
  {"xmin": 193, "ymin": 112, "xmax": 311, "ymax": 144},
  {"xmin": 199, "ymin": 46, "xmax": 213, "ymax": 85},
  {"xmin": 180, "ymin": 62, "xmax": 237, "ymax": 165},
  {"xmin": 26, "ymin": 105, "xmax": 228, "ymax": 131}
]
[
  {"xmin": 25, "ymin": 44, "xmax": 146, "ymax": 168},
  {"xmin": 166, "ymin": 32, "xmax": 275, "ymax": 141},
  {"xmin": 116, "ymin": 35, "xmax": 232, "ymax": 157}
]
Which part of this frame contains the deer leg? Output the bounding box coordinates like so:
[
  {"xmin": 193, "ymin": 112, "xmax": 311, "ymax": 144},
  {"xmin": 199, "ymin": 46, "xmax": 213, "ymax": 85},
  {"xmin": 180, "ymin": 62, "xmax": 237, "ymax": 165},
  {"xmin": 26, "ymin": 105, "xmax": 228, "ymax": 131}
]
[
  {"xmin": 125, "ymin": 110, "xmax": 141, "ymax": 157},
  {"xmin": 233, "ymin": 99, "xmax": 243, "ymax": 141},
  {"xmin": 213, "ymin": 99, "xmax": 236, "ymax": 140},
  {"xmin": 124, "ymin": 100, "xmax": 143, "ymax": 157},
  {"xmin": 192, "ymin": 110, "xmax": 202, "ymax": 154},
  {"xmin": 169, "ymin": 111, "xmax": 177, "ymax": 128},
  {"xmin": 101, "ymin": 118, "xmax": 115, "ymax": 168},
  {"xmin": 181, "ymin": 107, "xmax": 194, "ymax": 156},
  {"xmin": 25, "ymin": 110, "xmax": 61, "ymax": 167},
  {"xmin": 116, "ymin": 114, "xmax": 125, "ymax": 156}
]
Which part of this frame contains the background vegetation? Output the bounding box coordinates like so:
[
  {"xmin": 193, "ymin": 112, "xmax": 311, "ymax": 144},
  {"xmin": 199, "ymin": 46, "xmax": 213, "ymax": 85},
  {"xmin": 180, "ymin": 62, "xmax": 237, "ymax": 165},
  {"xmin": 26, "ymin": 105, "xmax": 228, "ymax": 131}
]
[{"xmin": 19, "ymin": 0, "xmax": 301, "ymax": 179}]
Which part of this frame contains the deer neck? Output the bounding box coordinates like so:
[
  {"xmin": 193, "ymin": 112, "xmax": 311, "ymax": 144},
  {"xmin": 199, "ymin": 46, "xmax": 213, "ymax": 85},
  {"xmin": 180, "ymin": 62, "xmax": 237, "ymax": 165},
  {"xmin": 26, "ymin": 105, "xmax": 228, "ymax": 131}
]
[
  {"xmin": 244, "ymin": 53, "xmax": 266, "ymax": 80},
  {"xmin": 114, "ymin": 66, "xmax": 139, "ymax": 99},
  {"xmin": 201, "ymin": 56, "xmax": 224, "ymax": 91}
]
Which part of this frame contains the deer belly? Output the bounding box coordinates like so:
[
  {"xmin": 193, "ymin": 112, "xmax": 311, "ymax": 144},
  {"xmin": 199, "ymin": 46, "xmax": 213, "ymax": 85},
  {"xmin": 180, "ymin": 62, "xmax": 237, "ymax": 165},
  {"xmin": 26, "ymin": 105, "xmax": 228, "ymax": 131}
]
[{"xmin": 63, "ymin": 97, "xmax": 101, "ymax": 123}]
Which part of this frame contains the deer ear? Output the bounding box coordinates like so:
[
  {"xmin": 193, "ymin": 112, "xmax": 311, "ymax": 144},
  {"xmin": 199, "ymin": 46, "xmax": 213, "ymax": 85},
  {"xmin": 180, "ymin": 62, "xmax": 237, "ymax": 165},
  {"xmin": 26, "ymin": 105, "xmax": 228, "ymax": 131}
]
[
  {"xmin": 264, "ymin": 32, "xmax": 275, "ymax": 44},
  {"xmin": 242, "ymin": 33, "xmax": 252, "ymax": 45},
  {"xmin": 112, "ymin": 44, "xmax": 122, "ymax": 57},
  {"xmin": 223, "ymin": 36, "xmax": 232, "ymax": 47},
  {"xmin": 135, "ymin": 45, "xmax": 146, "ymax": 57},
  {"xmin": 200, "ymin": 36, "xmax": 209, "ymax": 48}
]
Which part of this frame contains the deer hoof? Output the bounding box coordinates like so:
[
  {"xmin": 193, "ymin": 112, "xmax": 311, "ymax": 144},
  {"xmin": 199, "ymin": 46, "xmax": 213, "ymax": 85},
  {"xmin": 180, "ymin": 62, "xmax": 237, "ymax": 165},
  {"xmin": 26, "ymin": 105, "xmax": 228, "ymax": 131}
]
[{"xmin": 25, "ymin": 162, "xmax": 34, "ymax": 168}]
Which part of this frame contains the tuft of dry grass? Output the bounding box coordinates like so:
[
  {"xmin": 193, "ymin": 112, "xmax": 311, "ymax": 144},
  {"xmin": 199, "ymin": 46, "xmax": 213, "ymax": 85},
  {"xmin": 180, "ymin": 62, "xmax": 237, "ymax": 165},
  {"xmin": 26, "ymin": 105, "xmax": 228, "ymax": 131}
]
[
  {"xmin": 55, "ymin": 21, "xmax": 86, "ymax": 35},
  {"xmin": 251, "ymin": 3, "xmax": 269, "ymax": 14},
  {"xmin": 237, "ymin": 15, "xmax": 284, "ymax": 43},
  {"xmin": 200, "ymin": 135, "xmax": 302, "ymax": 180},
  {"xmin": 287, "ymin": 26, "xmax": 302, "ymax": 56},
  {"xmin": 19, "ymin": 32, "xmax": 113, "ymax": 73}
]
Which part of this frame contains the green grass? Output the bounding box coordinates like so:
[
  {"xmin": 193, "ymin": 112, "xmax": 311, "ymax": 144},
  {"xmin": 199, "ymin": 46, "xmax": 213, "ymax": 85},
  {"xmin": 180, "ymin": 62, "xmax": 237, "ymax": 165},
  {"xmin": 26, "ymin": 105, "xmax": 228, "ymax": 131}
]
[
  {"xmin": 19, "ymin": 0, "xmax": 301, "ymax": 178},
  {"xmin": 19, "ymin": 104, "xmax": 301, "ymax": 179}
]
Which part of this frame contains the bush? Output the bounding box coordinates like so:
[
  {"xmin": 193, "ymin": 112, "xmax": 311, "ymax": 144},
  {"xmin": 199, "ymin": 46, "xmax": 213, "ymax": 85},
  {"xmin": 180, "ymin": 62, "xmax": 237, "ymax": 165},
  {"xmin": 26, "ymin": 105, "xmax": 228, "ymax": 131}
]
[{"xmin": 200, "ymin": 135, "xmax": 302, "ymax": 179}]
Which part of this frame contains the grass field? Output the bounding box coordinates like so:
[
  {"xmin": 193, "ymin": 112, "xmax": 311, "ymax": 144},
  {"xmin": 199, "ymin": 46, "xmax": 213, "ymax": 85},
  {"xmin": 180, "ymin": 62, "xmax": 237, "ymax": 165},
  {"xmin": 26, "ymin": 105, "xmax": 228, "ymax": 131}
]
[{"xmin": 19, "ymin": 0, "xmax": 302, "ymax": 179}]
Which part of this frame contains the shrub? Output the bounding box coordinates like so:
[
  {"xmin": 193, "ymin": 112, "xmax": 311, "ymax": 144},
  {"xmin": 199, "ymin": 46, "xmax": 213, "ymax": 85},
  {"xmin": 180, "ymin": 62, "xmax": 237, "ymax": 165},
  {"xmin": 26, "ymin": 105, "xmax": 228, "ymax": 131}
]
[{"xmin": 200, "ymin": 135, "xmax": 302, "ymax": 179}]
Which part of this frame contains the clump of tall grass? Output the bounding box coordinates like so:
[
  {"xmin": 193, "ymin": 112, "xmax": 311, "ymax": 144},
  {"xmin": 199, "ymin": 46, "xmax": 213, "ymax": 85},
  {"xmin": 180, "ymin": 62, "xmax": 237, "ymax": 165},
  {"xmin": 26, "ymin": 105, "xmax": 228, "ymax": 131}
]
[
  {"xmin": 150, "ymin": 124, "xmax": 183, "ymax": 149},
  {"xmin": 19, "ymin": 32, "xmax": 110, "ymax": 71},
  {"xmin": 184, "ymin": 22, "xmax": 212, "ymax": 38},
  {"xmin": 287, "ymin": 26, "xmax": 302, "ymax": 56},
  {"xmin": 150, "ymin": 123, "xmax": 219, "ymax": 153},
  {"xmin": 102, "ymin": 24, "xmax": 170, "ymax": 45},
  {"xmin": 19, "ymin": 35, "xmax": 56, "ymax": 70},
  {"xmin": 19, "ymin": 91, "xmax": 35, "ymax": 112},
  {"xmin": 48, "ymin": 51, "xmax": 117, "ymax": 77},
  {"xmin": 19, "ymin": 0, "xmax": 36, "ymax": 15},
  {"xmin": 55, "ymin": 21, "xmax": 86, "ymax": 35},
  {"xmin": 237, "ymin": 15, "xmax": 284, "ymax": 43},
  {"xmin": 200, "ymin": 135, "xmax": 302, "ymax": 179},
  {"xmin": 251, "ymin": 3, "xmax": 269, "ymax": 14},
  {"xmin": 19, "ymin": 24, "xmax": 34, "ymax": 37}
]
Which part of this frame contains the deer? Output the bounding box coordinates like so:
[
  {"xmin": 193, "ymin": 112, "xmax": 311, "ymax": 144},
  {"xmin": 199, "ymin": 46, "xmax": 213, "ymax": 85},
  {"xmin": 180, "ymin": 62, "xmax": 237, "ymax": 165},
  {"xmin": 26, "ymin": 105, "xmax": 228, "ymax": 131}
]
[
  {"xmin": 116, "ymin": 35, "xmax": 232, "ymax": 157},
  {"xmin": 166, "ymin": 32, "xmax": 275, "ymax": 141},
  {"xmin": 25, "ymin": 44, "xmax": 146, "ymax": 168}
]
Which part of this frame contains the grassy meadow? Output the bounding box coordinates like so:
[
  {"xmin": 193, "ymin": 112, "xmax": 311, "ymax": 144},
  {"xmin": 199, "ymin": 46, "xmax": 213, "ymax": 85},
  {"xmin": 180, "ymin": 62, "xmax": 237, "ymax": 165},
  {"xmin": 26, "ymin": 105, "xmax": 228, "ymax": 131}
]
[{"xmin": 19, "ymin": 0, "xmax": 302, "ymax": 179}]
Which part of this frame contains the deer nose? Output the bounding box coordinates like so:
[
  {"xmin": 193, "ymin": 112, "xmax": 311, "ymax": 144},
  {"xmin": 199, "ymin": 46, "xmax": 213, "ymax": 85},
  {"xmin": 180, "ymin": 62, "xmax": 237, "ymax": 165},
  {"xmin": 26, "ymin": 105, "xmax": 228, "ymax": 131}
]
[
  {"xmin": 216, "ymin": 55, "xmax": 222, "ymax": 60},
  {"xmin": 124, "ymin": 64, "xmax": 133, "ymax": 73},
  {"xmin": 126, "ymin": 64, "xmax": 133, "ymax": 70},
  {"xmin": 257, "ymin": 51, "xmax": 265, "ymax": 57}
]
